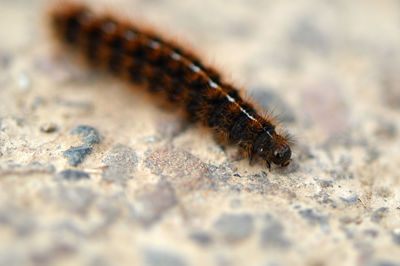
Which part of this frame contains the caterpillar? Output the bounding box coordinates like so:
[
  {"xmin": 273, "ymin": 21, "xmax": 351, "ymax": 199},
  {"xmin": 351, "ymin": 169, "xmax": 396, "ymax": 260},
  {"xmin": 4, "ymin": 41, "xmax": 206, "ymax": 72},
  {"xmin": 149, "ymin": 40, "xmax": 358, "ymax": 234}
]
[{"xmin": 49, "ymin": 2, "xmax": 292, "ymax": 169}]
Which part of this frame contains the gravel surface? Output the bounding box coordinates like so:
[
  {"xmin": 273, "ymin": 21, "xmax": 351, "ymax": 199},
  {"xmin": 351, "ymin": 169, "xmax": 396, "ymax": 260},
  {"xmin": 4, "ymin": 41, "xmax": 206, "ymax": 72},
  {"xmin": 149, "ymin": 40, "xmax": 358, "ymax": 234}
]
[{"xmin": 0, "ymin": 0, "xmax": 399, "ymax": 265}]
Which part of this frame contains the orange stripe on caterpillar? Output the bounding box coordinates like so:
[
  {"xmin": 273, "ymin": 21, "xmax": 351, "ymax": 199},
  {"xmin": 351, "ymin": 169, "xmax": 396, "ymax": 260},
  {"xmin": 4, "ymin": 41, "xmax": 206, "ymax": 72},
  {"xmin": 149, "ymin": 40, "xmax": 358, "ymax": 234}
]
[{"xmin": 49, "ymin": 2, "xmax": 292, "ymax": 169}]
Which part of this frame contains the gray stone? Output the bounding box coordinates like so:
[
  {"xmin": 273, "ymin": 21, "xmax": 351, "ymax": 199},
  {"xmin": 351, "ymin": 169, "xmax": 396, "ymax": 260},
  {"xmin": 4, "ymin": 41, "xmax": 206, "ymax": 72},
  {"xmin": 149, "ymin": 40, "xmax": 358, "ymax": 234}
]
[
  {"xmin": 102, "ymin": 144, "xmax": 138, "ymax": 183},
  {"xmin": 299, "ymin": 209, "xmax": 329, "ymax": 232},
  {"xmin": 135, "ymin": 181, "xmax": 177, "ymax": 226},
  {"xmin": 392, "ymin": 232, "xmax": 400, "ymax": 245},
  {"xmin": 63, "ymin": 145, "xmax": 93, "ymax": 166},
  {"xmin": 0, "ymin": 53, "xmax": 11, "ymax": 69},
  {"xmin": 340, "ymin": 216, "xmax": 354, "ymax": 225},
  {"xmin": 189, "ymin": 231, "xmax": 213, "ymax": 246},
  {"xmin": 241, "ymin": 171, "xmax": 272, "ymax": 194},
  {"xmin": 319, "ymin": 179, "xmax": 333, "ymax": 188},
  {"xmin": 55, "ymin": 169, "xmax": 90, "ymax": 181},
  {"xmin": 71, "ymin": 125, "xmax": 102, "ymax": 145},
  {"xmin": 341, "ymin": 226, "xmax": 355, "ymax": 239},
  {"xmin": 143, "ymin": 248, "xmax": 187, "ymax": 266},
  {"xmin": 371, "ymin": 207, "xmax": 389, "ymax": 223},
  {"xmin": 32, "ymin": 96, "xmax": 45, "ymax": 110},
  {"xmin": 363, "ymin": 229, "xmax": 379, "ymax": 238},
  {"xmin": 374, "ymin": 260, "xmax": 400, "ymax": 266},
  {"xmin": 208, "ymin": 166, "xmax": 273, "ymax": 194},
  {"xmin": 329, "ymin": 169, "xmax": 354, "ymax": 180},
  {"xmin": 339, "ymin": 194, "xmax": 358, "ymax": 205},
  {"xmin": 374, "ymin": 120, "xmax": 397, "ymax": 139},
  {"xmin": 207, "ymin": 162, "xmax": 234, "ymax": 186},
  {"xmin": 95, "ymin": 196, "xmax": 123, "ymax": 225},
  {"xmin": 145, "ymin": 145, "xmax": 210, "ymax": 192},
  {"xmin": 260, "ymin": 215, "xmax": 290, "ymax": 248},
  {"xmin": 214, "ymin": 213, "xmax": 254, "ymax": 242}
]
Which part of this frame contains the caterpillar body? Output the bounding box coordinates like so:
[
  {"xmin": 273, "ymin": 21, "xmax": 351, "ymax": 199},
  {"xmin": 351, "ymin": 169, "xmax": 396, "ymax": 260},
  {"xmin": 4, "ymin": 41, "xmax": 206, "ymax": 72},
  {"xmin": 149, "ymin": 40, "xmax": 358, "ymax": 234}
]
[{"xmin": 49, "ymin": 2, "xmax": 292, "ymax": 169}]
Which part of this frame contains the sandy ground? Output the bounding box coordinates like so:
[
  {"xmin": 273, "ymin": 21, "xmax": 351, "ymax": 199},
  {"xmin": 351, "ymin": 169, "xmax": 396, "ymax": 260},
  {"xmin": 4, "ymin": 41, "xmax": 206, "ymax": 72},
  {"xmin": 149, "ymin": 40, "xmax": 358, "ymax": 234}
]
[{"xmin": 0, "ymin": 0, "xmax": 400, "ymax": 265}]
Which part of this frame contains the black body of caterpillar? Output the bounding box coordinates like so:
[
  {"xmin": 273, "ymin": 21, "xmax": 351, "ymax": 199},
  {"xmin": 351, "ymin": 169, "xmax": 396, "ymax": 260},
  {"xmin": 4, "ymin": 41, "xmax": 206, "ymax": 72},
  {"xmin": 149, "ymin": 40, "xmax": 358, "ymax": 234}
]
[{"xmin": 50, "ymin": 2, "xmax": 292, "ymax": 169}]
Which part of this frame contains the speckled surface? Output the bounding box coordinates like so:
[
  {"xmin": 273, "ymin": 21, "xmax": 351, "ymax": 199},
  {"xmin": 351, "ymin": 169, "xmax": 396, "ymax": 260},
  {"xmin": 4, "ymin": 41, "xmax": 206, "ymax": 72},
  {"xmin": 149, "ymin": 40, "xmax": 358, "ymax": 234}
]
[{"xmin": 1, "ymin": 0, "xmax": 400, "ymax": 265}]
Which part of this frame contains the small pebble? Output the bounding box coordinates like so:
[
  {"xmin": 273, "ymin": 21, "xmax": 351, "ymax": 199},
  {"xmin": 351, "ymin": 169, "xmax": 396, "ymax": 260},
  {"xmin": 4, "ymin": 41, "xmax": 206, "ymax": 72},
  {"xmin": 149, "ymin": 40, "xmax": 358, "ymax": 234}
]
[
  {"xmin": 55, "ymin": 169, "xmax": 90, "ymax": 181},
  {"xmin": 71, "ymin": 125, "xmax": 102, "ymax": 145},
  {"xmin": 52, "ymin": 186, "xmax": 95, "ymax": 215},
  {"xmin": 189, "ymin": 232, "xmax": 213, "ymax": 246},
  {"xmin": 371, "ymin": 207, "xmax": 389, "ymax": 224},
  {"xmin": 319, "ymin": 179, "xmax": 334, "ymax": 188},
  {"xmin": 40, "ymin": 123, "xmax": 58, "ymax": 133},
  {"xmin": 339, "ymin": 194, "xmax": 358, "ymax": 205},
  {"xmin": 63, "ymin": 145, "xmax": 93, "ymax": 166},
  {"xmin": 135, "ymin": 181, "xmax": 177, "ymax": 226},
  {"xmin": 214, "ymin": 213, "xmax": 254, "ymax": 242},
  {"xmin": 392, "ymin": 231, "xmax": 400, "ymax": 245},
  {"xmin": 299, "ymin": 209, "xmax": 330, "ymax": 232},
  {"xmin": 260, "ymin": 217, "xmax": 290, "ymax": 248},
  {"xmin": 363, "ymin": 229, "xmax": 378, "ymax": 238},
  {"xmin": 102, "ymin": 144, "xmax": 138, "ymax": 183},
  {"xmin": 16, "ymin": 72, "xmax": 31, "ymax": 91},
  {"xmin": 143, "ymin": 248, "xmax": 187, "ymax": 266},
  {"xmin": 0, "ymin": 54, "xmax": 11, "ymax": 69},
  {"xmin": 145, "ymin": 145, "xmax": 210, "ymax": 192}
]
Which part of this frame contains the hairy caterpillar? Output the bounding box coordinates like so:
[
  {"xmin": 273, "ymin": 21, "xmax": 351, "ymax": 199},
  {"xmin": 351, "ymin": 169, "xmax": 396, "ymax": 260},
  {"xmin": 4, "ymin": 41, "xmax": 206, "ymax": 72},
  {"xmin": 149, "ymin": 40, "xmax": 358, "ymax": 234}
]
[{"xmin": 49, "ymin": 2, "xmax": 292, "ymax": 169}]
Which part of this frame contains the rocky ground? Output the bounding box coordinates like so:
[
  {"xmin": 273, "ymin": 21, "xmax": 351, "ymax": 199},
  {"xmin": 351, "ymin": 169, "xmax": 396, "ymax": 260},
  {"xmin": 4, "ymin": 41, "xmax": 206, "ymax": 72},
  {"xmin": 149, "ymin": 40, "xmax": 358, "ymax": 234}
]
[{"xmin": 0, "ymin": 0, "xmax": 400, "ymax": 265}]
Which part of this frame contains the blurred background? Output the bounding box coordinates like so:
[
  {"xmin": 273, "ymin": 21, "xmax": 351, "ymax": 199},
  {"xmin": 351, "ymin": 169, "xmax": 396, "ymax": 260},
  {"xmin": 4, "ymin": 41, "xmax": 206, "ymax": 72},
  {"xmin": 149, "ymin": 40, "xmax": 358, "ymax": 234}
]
[{"xmin": 0, "ymin": 0, "xmax": 399, "ymax": 265}]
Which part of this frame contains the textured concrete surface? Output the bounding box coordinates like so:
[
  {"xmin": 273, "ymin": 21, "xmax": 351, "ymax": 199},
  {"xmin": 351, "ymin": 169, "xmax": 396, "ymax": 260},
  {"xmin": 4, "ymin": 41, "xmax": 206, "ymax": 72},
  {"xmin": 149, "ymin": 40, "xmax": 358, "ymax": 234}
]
[{"xmin": 1, "ymin": 0, "xmax": 400, "ymax": 265}]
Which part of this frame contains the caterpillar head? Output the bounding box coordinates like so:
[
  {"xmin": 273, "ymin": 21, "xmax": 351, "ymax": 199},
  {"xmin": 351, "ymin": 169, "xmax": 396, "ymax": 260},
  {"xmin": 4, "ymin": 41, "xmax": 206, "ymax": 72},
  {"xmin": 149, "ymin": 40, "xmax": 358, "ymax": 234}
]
[
  {"xmin": 254, "ymin": 131, "xmax": 292, "ymax": 169},
  {"xmin": 270, "ymin": 143, "xmax": 291, "ymax": 167}
]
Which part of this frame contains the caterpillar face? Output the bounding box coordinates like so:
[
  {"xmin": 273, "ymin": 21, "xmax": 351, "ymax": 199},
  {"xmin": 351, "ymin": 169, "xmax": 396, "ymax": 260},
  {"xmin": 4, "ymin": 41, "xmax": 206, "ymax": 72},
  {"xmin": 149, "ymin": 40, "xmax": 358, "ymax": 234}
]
[
  {"xmin": 253, "ymin": 131, "xmax": 291, "ymax": 168},
  {"xmin": 271, "ymin": 144, "xmax": 291, "ymax": 167}
]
